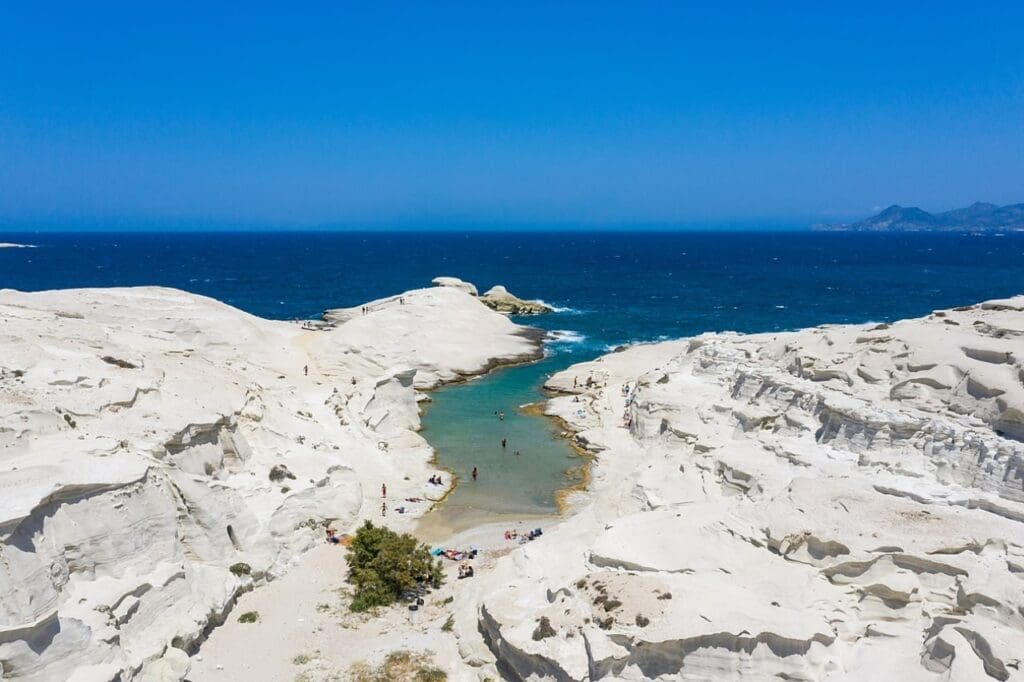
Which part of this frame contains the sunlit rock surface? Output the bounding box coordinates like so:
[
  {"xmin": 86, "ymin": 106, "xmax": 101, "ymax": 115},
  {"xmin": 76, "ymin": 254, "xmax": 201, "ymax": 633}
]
[
  {"xmin": 474, "ymin": 295, "xmax": 1024, "ymax": 681},
  {"xmin": 0, "ymin": 284, "xmax": 539, "ymax": 681}
]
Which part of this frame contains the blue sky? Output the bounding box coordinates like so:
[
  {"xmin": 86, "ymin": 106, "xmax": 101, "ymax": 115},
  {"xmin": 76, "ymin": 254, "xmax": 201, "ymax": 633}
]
[{"xmin": 1, "ymin": 2, "xmax": 1022, "ymax": 230}]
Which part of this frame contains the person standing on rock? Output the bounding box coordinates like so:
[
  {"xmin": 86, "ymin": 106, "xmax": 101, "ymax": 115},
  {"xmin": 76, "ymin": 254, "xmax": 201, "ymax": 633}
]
[
  {"xmin": 382, "ymin": 482, "xmax": 387, "ymax": 498},
  {"xmin": 472, "ymin": 467, "xmax": 478, "ymax": 481},
  {"xmin": 381, "ymin": 501, "xmax": 387, "ymax": 516},
  {"xmin": 303, "ymin": 364, "xmax": 308, "ymax": 376}
]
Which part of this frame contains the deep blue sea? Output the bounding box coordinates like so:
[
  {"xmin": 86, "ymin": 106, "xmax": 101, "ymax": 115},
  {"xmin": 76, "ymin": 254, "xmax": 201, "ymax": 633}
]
[
  {"xmin": 4, "ymin": 231, "xmax": 1023, "ymax": 344},
  {"xmin": 4, "ymin": 231, "xmax": 1023, "ymax": 525}
]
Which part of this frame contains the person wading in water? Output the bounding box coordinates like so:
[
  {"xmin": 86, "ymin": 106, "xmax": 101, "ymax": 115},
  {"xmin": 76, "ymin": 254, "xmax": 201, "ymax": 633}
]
[{"xmin": 471, "ymin": 467, "xmax": 478, "ymax": 481}]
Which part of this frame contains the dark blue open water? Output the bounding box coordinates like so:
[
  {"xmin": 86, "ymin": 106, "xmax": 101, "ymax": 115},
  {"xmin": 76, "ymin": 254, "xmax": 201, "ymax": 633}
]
[
  {"xmin": 4, "ymin": 231, "xmax": 1023, "ymax": 523},
  {"xmin": 4, "ymin": 231, "xmax": 1022, "ymax": 344}
]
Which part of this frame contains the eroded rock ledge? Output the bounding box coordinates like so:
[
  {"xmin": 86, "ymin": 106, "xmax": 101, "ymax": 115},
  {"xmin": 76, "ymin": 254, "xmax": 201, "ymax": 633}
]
[
  {"xmin": 469, "ymin": 295, "xmax": 1024, "ymax": 681},
  {"xmin": 430, "ymin": 276, "xmax": 553, "ymax": 315},
  {"xmin": 0, "ymin": 284, "xmax": 541, "ymax": 681}
]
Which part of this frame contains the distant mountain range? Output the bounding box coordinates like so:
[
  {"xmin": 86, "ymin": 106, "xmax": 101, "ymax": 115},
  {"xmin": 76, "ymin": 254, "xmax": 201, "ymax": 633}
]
[{"xmin": 814, "ymin": 202, "xmax": 1024, "ymax": 232}]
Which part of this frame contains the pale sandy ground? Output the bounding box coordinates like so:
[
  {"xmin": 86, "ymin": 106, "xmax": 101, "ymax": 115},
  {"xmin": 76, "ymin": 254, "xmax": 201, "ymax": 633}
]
[{"xmin": 187, "ymin": 519, "xmax": 546, "ymax": 681}]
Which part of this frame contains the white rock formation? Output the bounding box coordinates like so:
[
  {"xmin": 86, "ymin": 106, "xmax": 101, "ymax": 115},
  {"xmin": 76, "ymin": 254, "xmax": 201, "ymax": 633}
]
[
  {"xmin": 431, "ymin": 276, "xmax": 479, "ymax": 297},
  {"xmin": 470, "ymin": 296, "xmax": 1024, "ymax": 680},
  {"xmin": 480, "ymin": 285, "xmax": 553, "ymax": 315},
  {"xmin": 0, "ymin": 284, "xmax": 540, "ymax": 681}
]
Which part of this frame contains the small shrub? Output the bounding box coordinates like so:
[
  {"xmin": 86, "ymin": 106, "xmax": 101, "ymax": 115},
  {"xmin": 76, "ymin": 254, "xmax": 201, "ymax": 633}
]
[
  {"xmin": 292, "ymin": 653, "xmax": 311, "ymax": 665},
  {"xmin": 237, "ymin": 611, "xmax": 259, "ymax": 623},
  {"xmin": 657, "ymin": 592, "xmax": 672, "ymax": 600},
  {"xmin": 350, "ymin": 651, "xmax": 447, "ymax": 682},
  {"xmin": 602, "ymin": 599, "xmax": 622, "ymax": 612},
  {"xmin": 440, "ymin": 596, "xmax": 454, "ymax": 605},
  {"xmin": 532, "ymin": 616, "xmax": 556, "ymax": 641},
  {"xmin": 229, "ymin": 562, "xmax": 252, "ymax": 577},
  {"xmin": 281, "ymin": 486, "xmax": 291, "ymax": 493},
  {"xmin": 316, "ymin": 602, "xmax": 331, "ymax": 612},
  {"xmin": 269, "ymin": 464, "xmax": 296, "ymax": 482},
  {"xmin": 441, "ymin": 615, "xmax": 454, "ymax": 632},
  {"xmin": 597, "ymin": 616, "xmax": 614, "ymax": 630},
  {"xmin": 415, "ymin": 668, "xmax": 447, "ymax": 682},
  {"xmin": 635, "ymin": 614, "xmax": 650, "ymax": 627},
  {"xmin": 575, "ymin": 579, "xmax": 586, "ymax": 589}
]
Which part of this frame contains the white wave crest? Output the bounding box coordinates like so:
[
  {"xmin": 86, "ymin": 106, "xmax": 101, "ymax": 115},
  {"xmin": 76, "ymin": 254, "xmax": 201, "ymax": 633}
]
[
  {"xmin": 534, "ymin": 299, "xmax": 581, "ymax": 314},
  {"xmin": 547, "ymin": 329, "xmax": 586, "ymax": 344},
  {"xmin": 0, "ymin": 242, "xmax": 37, "ymax": 249}
]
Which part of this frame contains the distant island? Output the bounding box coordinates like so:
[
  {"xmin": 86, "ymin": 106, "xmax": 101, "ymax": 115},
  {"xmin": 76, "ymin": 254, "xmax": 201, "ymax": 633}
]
[{"xmin": 815, "ymin": 201, "xmax": 1024, "ymax": 232}]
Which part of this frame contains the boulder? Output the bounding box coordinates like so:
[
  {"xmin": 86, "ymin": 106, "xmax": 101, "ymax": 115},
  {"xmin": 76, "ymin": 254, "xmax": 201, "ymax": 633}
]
[
  {"xmin": 431, "ymin": 276, "xmax": 478, "ymax": 297},
  {"xmin": 480, "ymin": 286, "xmax": 553, "ymax": 315}
]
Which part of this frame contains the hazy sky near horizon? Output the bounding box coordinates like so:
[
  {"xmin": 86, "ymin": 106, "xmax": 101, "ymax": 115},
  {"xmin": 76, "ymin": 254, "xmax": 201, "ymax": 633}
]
[{"xmin": 2, "ymin": 2, "xmax": 1023, "ymax": 230}]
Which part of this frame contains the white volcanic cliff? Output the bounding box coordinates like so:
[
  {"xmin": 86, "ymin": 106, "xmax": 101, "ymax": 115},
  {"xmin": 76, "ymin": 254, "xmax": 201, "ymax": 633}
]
[
  {"xmin": 466, "ymin": 296, "xmax": 1024, "ymax": 681},
  {"xmin": 0, "ymin": 285, "xmax": 539, "ymax": 681},
  {"xmin": 4, "ymin": 284, "xmax": 1024, "ymax": 681}
]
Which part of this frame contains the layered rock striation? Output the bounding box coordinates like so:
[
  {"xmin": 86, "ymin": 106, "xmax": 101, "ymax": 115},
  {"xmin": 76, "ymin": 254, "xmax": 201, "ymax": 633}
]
[
  {"xmin": 471, "ymin": 296, "xmax": 1024, "ymax": 681},
  {"xmin": 0, "ymin": 284, "xmax": 539, "ymax": 681}
]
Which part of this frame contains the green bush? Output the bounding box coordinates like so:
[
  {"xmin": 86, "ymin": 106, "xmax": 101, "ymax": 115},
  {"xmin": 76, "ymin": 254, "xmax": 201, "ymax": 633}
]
[
  {"xmin": 229, "ymin": 562, "xmax": 251, "ymax": 576},
  {"xmin": 531, "ymin": 616, "xmax": 556, "ymax": 641},
  {"xmin": 237, "ymin": 611, "xmax": 259, "ymax": 623},
  {"xmin": 346, "ymin": 521, "xmax": 443, "ymax": 612},
  {"xmin": 350, "ymin": 650, "xmax": 447, "ymax": 682}
]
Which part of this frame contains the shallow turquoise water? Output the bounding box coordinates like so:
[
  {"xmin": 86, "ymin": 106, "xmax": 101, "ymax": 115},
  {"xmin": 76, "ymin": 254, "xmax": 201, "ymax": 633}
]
[{"xmin": 420, "ymin": 351, "xmax": 583, "ymax": 524}]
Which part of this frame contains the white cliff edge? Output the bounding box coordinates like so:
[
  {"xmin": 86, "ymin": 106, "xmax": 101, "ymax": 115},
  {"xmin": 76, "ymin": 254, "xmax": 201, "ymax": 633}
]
[
  {"xmin": 468, "ymin": 295, "xmax": 1024, "ymax": 681},
  {"xmin": 0, "ymin": 283, "xmax": 540, "ymax": 681}
]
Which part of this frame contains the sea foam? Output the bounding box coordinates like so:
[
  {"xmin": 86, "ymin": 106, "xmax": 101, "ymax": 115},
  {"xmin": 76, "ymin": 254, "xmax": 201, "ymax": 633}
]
[{"xmin": 547, "ymin": 329, "xmax": 586, "ymax": 344}]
